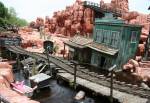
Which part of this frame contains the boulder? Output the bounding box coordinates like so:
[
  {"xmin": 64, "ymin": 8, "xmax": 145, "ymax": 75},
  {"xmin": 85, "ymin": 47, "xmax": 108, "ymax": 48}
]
[
  {"xmin": 129, "ymin": 59, "xmax": 139, "ymax": 68},
  {"xmin": 74, "ymin": 91, "xmax": 85, "ymax": 100},
  {"xmin": 0, "ymin": 68, "xmax": 14, "ymax": 83},
  {"xmin": 122, "ymin": 11, "xmax": 139, "ymax": 21},
  {"xmin": 0, "ymin": 62, "xmax": 12, "ymax": 69}
]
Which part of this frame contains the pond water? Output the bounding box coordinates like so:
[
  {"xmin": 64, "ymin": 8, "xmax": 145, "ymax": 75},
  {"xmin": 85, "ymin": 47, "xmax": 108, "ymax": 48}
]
[{"xmin": 14, "ymin": 71, "xmax": 115, "ymax": 103}]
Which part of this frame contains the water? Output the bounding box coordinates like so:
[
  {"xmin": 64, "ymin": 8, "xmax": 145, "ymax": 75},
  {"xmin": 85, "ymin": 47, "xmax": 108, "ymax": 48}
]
[
  {"xmin": 34, "ymin": 80, "xmax": 76, "ymax": 103},
  {"xmin": 14, "ymin": 71, "xmax": 116, "ymax": 103}
]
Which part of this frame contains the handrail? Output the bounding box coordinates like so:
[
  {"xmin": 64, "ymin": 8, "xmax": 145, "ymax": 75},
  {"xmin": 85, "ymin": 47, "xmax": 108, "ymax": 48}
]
[{"xmin": 83, "ymin": 1, "xmax": 122, "ymax": 17}]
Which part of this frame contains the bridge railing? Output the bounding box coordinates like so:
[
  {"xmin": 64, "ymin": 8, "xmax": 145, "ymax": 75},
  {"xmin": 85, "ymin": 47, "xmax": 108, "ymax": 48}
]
[
  {"xmin": 83, "ymin": 1, "xmax": 122, "ymax": 17},
  {"xmin": 83, "ymin": 1, "xmax": 100, "ymax": 8}
]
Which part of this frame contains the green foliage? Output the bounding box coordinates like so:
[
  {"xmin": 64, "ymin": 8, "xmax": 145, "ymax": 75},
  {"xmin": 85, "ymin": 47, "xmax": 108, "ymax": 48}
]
[
  {"xmin": 0, "ymin": 1, "xmax": 28, "ymax": 27},
  {"xmin": 8, "ymin": 7, "xmax": 17, "ymax": 17},
  {"xmin": 8, "ymin": 15, "xmax": 28, "ymax": 26},
  {"xmin": 0, "ymin": 2, "xmax": 9, "ymax": 18},
  {"xmin": 0, "ymin": 17, "xmax": 10, "ymax": 26}
]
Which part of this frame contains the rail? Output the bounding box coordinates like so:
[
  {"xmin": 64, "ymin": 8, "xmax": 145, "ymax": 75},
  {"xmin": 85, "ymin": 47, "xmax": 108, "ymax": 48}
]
[{"xmin": 6, "ymin": 46, "xmax": 150, "ymax": 99}]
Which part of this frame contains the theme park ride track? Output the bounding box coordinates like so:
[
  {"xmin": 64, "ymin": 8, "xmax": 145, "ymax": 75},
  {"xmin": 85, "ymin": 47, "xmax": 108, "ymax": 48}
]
[
  {"xmin": 7, "ymin": 46, "xmax": 150, "ymax": 98},
  {"xmin": 83, "ymin": 1, "xmax": 122, "ymax": 17}
]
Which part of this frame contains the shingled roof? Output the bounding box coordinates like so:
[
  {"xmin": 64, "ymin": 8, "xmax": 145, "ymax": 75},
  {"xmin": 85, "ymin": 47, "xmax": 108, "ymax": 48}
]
[
  {"xmin": 0, "ymin": 31, "xmax": 20, "ymax": 38},
  {"xmin": 87, "ymin": 42, "xmax": 118, "ymax": 56},
  {"xmin": 65, "ymin": 35, "xmax": 119, "ymax": 56},
  {"xmin": 64, "ymin": 36, "xmax": 93, "ymax": 49}
]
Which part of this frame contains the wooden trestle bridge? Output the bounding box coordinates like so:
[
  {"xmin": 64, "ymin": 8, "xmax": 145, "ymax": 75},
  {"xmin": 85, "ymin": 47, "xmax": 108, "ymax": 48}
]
[{"xmin": 6, "ymin": 46, "xmax": 150, "ymax": 103}]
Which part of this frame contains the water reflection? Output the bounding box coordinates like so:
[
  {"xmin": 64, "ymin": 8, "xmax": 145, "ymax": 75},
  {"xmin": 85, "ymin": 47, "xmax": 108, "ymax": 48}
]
[
  {"xmin": 14, "ymin": 71, "xmax": 117, "ymax": 103},
  {"xmin": 34, "ymin": 80, "xmax": 76, "ymax": 103}
]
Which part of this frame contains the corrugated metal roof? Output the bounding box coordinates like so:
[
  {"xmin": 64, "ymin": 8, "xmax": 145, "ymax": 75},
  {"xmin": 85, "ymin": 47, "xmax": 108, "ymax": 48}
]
[
  {"xmin": 64, "ymin": 36, "xmax": 93, "ymax": 49},
  {"xmin": 87, "ymin": 42, "xmax": 118, "ymax": 56},
  {"xmin": 95, "ymin": 18, "xmax": 142, "ymax": 28}
]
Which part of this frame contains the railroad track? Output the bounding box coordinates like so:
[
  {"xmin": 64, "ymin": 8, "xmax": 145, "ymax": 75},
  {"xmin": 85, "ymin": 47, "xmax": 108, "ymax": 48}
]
[{"xmin": 6, "ymin": 46, "xmax": 150, "ymax": 98}]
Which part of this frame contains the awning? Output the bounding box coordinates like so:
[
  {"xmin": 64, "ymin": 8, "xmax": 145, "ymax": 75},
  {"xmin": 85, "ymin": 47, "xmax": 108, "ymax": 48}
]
[
  {"xmin": 87, "ymin": 42, "xmax": 119, "ymax": 56},
  {"xmin": 64, "ymin": 36, "xmax": 93, "ymax": 49},
  {"xmin": 64, "ymin": 41, "xmax": 85, "ymax": 49}
]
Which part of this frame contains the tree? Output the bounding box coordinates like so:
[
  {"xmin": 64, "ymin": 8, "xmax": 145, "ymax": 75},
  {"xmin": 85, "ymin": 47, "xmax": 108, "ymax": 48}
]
[
  {"xmin": 0, "ymin": 1, "xmax": 28, "ymax": 27},
  {"xmin": 8, "ymin": 7, "xmax": 28, "ymax": 26},
  {"xmin": 0, "ymin": 2, "xmax": 9, "ymax": 18},
  {"xmin": 8, "ymin": 7, "xmax": 17, "ymax": 17}
]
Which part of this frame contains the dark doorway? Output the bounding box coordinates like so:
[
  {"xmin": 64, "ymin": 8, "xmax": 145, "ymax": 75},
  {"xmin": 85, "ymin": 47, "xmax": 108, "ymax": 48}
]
[
  {"xmin": 94, "ymin": 11, "xmax": 104, "ymax": 18},
  {"xmin": 99, "ymin": 56, "xmax": 106, "ymax": 68}
]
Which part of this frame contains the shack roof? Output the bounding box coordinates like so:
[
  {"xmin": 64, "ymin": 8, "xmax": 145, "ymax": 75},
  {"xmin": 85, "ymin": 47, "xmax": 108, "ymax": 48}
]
[
  {"xmin": 95, "ymin": 18, "xmax": 142, "ymax": 28},
  {"xmin": 64, "ymin": 36, "xmax": 93, "ymax": 49},
  {"xmin": 65, "ymin": 36, "xmax": 118, "ymax": 55},
  {"xmin": 87, "ymin": 42, "xmax": 118, "ymax": 56},
  {"xmin": 0, "ymin": 32, "xmax": 20, "ymax": 38}
]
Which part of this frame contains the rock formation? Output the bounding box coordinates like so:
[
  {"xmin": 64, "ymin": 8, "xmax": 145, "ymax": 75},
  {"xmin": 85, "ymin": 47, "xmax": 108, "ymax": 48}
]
[
  {"xmin": 26, "ymin": 0, "xmax": 150, "ymax": 85},
  {"xmin": 29, "ymin": 0, "xmax": 94, "ymax": 37},
  {"xmin": 29, "ymin": 0, "xmax": 129, "ymax": 37},
  {"xmin": 100, "ymin": 0, "xmax": 129, "ymax": 14},
  {"xmin": 122, "ymin": 13, "xmax": 150, "ymax": 86}
]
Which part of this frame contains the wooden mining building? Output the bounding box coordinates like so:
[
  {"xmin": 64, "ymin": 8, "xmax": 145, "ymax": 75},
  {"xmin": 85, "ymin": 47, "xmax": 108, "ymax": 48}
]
[
  {"xmin": 0, "ymin": 32, "xmax": 21, "ymax": 58},
  {"xmin": 64, "ymin": 13, "xmax": 142, "ymax": 70}
]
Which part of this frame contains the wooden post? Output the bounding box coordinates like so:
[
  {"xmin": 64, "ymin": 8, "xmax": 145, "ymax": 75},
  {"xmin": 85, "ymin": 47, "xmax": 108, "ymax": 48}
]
[
  {"xmin": 17, "ymin": 54, "xmax": 20, "ymax": 70},
  {"xmin": 63, "ymin": 44, "xmax": 65, "ymax": 59},
  {"xmin": 23, "ymin": 56, "xmax": 26, "ymax": 60},
  {"xmin": 46, "ymin": 50, "xmax": 52, "ymax": 76},
  {"xmin": 68, "ymin": 52, "xmax": 70, "ymax": 61},
  {"xmin": 31, "ymin": 60, "xmax": 36, "ymax": 76},
  {"xmin": 110, "ymin": 70, "xmax": 113, "ymax": 103},
  {"xmin": 9, "ymin": 51, "xmax": 12, "ymax": 60},
  {"xmin": 74, "ymin": 63, "xmax": 77, "ymax": 89},
  {"xmin": 108, "ymin": 65, "xmax": 116, "ymax": 103}
]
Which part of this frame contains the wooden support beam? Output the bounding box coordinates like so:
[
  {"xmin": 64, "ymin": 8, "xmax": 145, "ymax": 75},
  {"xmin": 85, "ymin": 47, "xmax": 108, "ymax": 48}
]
[
  {"xmin": 74, "ymin": 63, "xmax": 77, "ymax": 89},
  {"xmin": 63, "ymin": 44, "xmax": 65, "ymax": 59},
  {"xmin": 16, "ymin": 54, "xmax": 20, "ymax": 70},
  {"xmin": 46, "ymin": 50, "xmax": 52, "ymax": 76},
  {"xmin": 9, "ymin": 51, "xmax": 12, "ymax": 60},
  {"xmin": 68, "ymin": 52, "xmax": 70, "ymax": 61}
]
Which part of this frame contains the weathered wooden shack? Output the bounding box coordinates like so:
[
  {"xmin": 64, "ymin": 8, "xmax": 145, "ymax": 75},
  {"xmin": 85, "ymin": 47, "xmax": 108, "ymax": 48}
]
[
  {"xmin": 65, "ymin": 18, "xmax": 142, "ymax": 71},
  {"xmin": 64, "ymin": 18, "xmax": 142, "ymax": 70},
  {"xmin": 88, "ymin": 18, "xmax": 142, "ymax": 69},
  {"xmin": 64, "ymin": 0, "xmax": 142, "ymax": 70},
  {"xmin": 64, "ymin": 36, "xmax": 93, "ymax": 63}
]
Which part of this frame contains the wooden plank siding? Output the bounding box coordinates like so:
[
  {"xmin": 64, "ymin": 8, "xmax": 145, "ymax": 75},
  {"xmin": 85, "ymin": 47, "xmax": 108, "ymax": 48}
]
[{"xmin": 91, "ymin": 19, "xmax": 142, "ymax": 70}]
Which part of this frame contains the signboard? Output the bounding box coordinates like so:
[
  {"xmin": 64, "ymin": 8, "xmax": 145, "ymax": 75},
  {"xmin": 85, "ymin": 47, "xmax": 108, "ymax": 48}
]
[
  {"xmin": 0, "ymin": 37, "xmax": 21, "ymax": 46},
  {"xmin": 43, "ymin": 40, "xmax": 53, "ymax": 54}
]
